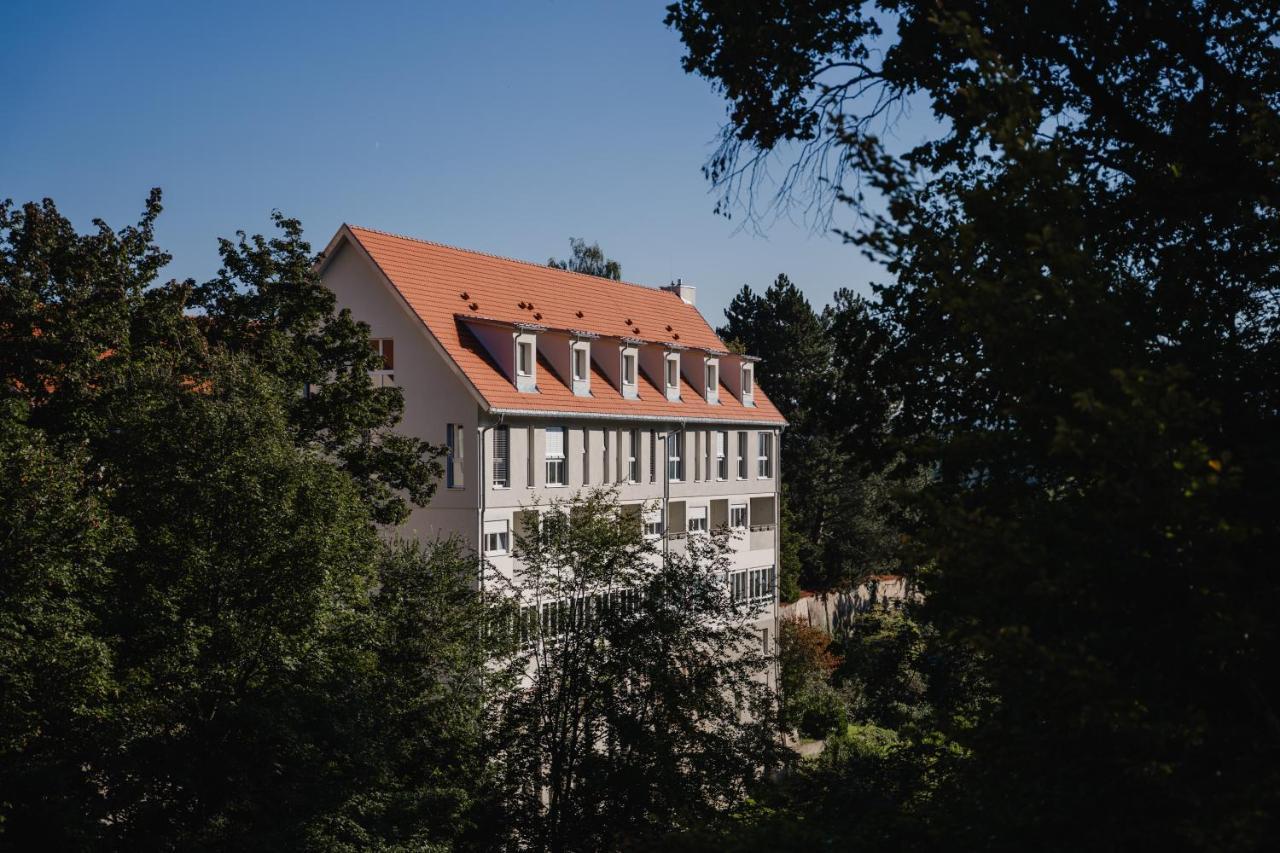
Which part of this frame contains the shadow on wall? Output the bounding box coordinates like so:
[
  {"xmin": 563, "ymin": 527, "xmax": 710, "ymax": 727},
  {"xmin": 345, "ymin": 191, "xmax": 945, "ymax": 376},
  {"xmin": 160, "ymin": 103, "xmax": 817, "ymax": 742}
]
[{"xmin": 778, "ymin": 576, "xmax": 911, "ymax": 636}]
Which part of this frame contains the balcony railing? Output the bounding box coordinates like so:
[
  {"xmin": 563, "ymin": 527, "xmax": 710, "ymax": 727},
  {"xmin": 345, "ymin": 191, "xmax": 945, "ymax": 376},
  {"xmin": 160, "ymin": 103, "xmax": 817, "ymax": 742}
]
[{"xmin": 748, "ymin": 524, "xmax": 775, "ymax": 551}]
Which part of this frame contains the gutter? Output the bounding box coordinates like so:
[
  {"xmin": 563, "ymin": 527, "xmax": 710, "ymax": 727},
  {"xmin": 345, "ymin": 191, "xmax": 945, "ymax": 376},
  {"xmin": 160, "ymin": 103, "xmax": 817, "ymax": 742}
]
[{"xmin": 488, "ymin": 406, "xmax": 785, "ymax": 429}]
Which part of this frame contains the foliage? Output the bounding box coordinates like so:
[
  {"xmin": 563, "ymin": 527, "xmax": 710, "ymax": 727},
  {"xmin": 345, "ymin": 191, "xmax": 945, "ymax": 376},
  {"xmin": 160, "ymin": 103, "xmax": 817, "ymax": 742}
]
[
  {"xmin": 0, "ymin": 193, "xmax": 482, "ymax": 850},
  {"xmin": 547, "ymin": 237, "xmax": 622, "ymax": 280},
  {"xmin": 777, "ymin": 617, "xmax": 843, "ymax": 738},
  {"xmin": 720, "ymin": 275, "xmax": 920, "ymax": 595},
  {"xmin": 670, "ymin": 1, "xmax": 1280, "ymax": 849},
  {"xmin": 490, "ymin": 489, "xmax": 784, "ymax": 852}
]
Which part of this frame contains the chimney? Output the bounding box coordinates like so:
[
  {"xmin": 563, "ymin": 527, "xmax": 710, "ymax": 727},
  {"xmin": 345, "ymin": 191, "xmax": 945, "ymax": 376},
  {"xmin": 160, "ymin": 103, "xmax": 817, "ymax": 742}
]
[{"xmin": 663, "ymin": 277, "xmax": 696, "ymax": 306}]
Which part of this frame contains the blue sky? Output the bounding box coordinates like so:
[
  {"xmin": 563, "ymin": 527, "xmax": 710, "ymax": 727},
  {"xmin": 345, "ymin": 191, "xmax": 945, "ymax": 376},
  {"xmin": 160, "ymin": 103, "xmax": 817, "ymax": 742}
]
[{"xmin": 3, "ymin": 0, "xmax": 889, "ymax": 325}]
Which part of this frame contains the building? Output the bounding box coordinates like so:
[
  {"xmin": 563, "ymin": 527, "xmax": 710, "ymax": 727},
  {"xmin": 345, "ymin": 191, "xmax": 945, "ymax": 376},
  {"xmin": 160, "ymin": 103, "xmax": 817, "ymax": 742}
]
[{"xmin": 318, "ymin": 225, "xmax": 787, "ymax": 647}]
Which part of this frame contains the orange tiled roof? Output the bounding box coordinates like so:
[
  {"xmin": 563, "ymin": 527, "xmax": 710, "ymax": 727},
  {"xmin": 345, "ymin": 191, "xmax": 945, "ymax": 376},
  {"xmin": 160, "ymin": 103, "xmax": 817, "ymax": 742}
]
[{"xmin": 338, "ymin": 226, "xmax": 785, "ymax": 426}]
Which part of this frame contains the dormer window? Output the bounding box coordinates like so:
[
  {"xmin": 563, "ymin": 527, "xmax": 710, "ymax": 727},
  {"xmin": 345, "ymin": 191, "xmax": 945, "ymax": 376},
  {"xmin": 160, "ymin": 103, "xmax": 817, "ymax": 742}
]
[
  {"xmin": 518, "ymin": 341, "xmax": 533, "ymax": 376},
  {"xmin": 665, "ymin": 353, "xmax": 681, "ymax": 401},
  {"xmin": 705, "ymin": 359, "xmax": 719, "ymax": 404},
  {"xmin": 514, "ymin": 332, "xmax": 538, "ymax": 393},
  {"xmin": 620, "ymin": 346, "xmax": 639, "ymax": 399},
  {"xmin": 741, "ymin": 363, "xmax": 755, "ymax": 406},
  {"xmin": 570, "ymin": 340, "xmax": 591, "ymax": 396}
]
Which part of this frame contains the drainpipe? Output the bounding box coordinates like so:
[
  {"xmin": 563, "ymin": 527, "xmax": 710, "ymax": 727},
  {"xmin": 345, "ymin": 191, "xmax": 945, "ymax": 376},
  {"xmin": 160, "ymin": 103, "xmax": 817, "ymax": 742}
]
[
  {"xmin": 773, "ymin": 427, "xmax": 782, "ymax": 693},
  {"xmin": 477, "ymin": 418, "xmax": 489, "ymax": 597}
]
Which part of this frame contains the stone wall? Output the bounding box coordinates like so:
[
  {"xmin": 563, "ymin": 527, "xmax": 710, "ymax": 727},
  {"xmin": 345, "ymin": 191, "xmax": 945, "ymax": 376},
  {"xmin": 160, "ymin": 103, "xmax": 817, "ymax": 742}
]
[{"xmin": 778, "ymin": 575, "xmax": 911, "ymax": 636}]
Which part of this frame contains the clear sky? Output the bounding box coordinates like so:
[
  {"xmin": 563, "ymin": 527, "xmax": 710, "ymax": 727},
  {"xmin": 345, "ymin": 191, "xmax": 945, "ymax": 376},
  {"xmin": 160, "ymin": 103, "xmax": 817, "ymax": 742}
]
[{"xmin": 3, "ymin": 0, "xmax": 888, "ymax": 325}]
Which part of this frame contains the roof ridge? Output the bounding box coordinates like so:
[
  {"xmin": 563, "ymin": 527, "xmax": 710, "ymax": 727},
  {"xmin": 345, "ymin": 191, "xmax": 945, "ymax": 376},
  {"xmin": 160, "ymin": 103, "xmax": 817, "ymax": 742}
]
[{"xmin": 346, "ymin": 224, "xmax": 691, "ymax": 299}]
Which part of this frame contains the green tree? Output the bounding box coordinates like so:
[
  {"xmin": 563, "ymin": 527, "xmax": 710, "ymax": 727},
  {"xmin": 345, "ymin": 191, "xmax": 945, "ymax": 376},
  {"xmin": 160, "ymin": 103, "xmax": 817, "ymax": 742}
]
[
  {"xmin": 670, "ymin": 2, "xmax": 1280, "ymax": 849},
  {"xmin": 547, "ymin": 238, "xmax": 622, "ymax": 280},
  {"xmin": 720, "ymin": 277, "xmax": 916, "ymax": 594},
  {"xmin": 0, "ymin": 194, "xmax": 486, "ymax": 850},
  {"xmin": 491, "ymin": 489, "xmax": 783, "ymax": 852}
]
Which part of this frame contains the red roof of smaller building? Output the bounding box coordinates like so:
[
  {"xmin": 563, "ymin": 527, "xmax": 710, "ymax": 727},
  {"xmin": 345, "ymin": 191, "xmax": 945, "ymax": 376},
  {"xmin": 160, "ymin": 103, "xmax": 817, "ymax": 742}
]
[{"xmin": 333, "ymin": 226, "xmax": 786, "ymax": 426}]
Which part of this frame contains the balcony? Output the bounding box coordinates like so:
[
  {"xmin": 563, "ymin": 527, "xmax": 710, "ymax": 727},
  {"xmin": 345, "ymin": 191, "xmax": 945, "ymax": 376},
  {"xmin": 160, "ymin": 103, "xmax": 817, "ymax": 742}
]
[{"xmin": 748, "ymin": 524, "xmax": 775, "ymax": 552}]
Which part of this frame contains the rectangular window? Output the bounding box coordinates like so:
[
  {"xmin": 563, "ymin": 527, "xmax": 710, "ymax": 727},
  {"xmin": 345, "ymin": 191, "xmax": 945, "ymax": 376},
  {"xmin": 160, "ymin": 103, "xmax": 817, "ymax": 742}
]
[
  {"xmin": 493, "ymin": 425, "xmax": 510, "ymax": 488},
  {"xmin": 757, "ymin": 432, "xmax": 774, "ymax": 479},
  {"xmin": 688, "ymin": 505, "xmax": 708, "ymax": 534},
  {"xmin": 715, "ymin": 430, "xmax": 728, "ymax": 480},
  {"xmin": 706, "ymin": 362, "xmax": 718, "ymax": 396},
  {"xmin": 582, "ymin": 428, "xmax": 590, "ymax": 485},
  {"xmin": 627, "ymin": 429, "xmax": 639, "ymax": 483},
  {"xmin": 526, "ymin": 425, "xmax": 535, "ymax": 487},
  {"xmin": 667, "ymin": 431, "xmax": 683, "ymax": 482},
  {"xmin": 644, "ymin": 511, "xmax": 664, "ymax": 538},
  {"xmin": 545, "ymin": 426, "xmax": 566, "ymax": 486},
  {"xmin": 370, "ymin": 337, "xmax": 395, "ymax": 371},
  {"xmin": 517, "ymin": 341, "xmax": 533, "ymax": 376},
  {"xmin": 666, "ymin": 356, "xmax": 679, "ymax": 390},
  {"xmin": 484, "ymin": 519, "xmax": 509, "ymax": 555},
  {"xmin": 742, "ymin": 364, "xmax": 754, "ymax": 394},
  {"xmin": 737, "ymin": 431, "xmax": 748, "ymax": 479},
  {"xmin": 573, "ymin": 346, "xmax": 588, "ymax": 381},
  {"xmin": 446, "ymin": 423, "xmax": 464, "ymax": 489},
  {"xmin": 602, "ymin": 429, "xmax": 610, "ymax": 482},
  {"xmin": 623, "ymin": 352, "xmax": 636, "ymax": 385},
  {"xmin": 649, "ymin": 430, "xmax": 656, "ymax": 482},
  {"xmin": 730, "ymin": 503, "xmax": 747, "ymax": 528},
  {"xmin": 762, "ymin": 627, "xmax": 770, "ymax": 654},
  {"xmin": 728, "ymin": 567, "xmax": 775, "ymax": 603}
]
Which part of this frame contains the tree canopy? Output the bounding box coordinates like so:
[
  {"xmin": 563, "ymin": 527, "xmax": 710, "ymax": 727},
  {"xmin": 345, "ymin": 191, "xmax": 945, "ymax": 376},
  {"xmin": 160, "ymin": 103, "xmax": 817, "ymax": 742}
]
[
  {"xmin": 670, "ymin": 1, "xmax": 1280, "ymax": 849},
  {"xmin": 0, "ymin": 193, "xmax": 493, "ymax": 850},
  {"xmin": 548, "ymin": 237, "xmax": 623, "ymax": 280}
]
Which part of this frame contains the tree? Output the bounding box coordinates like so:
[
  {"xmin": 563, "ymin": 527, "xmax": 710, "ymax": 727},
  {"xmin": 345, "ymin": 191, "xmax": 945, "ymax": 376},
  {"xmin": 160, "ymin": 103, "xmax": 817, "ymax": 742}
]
[
  {"xmin": 548, "ymin": 238, "xmax": 622, "ymax": 280},
  {"xmin": 719, "ymin": 277, "xmax": 916, "ymax": 595},
  {"xmin": 490, "ymin": 489, "xmax": 783, "ymax": 852},
  {"xmin": 0, "ymin": 194, "xmax": 485, "ymax": 850},
  {"xmin": 670, "ymin": 2, "xmax": 1280, "ymax": 849}
]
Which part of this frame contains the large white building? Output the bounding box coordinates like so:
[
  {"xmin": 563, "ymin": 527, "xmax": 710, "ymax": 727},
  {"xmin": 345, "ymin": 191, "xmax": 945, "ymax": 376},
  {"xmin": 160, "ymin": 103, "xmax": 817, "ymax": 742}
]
[{"xmin": 318, "ymin": 225, "xmax": 787, "ymax": 646}]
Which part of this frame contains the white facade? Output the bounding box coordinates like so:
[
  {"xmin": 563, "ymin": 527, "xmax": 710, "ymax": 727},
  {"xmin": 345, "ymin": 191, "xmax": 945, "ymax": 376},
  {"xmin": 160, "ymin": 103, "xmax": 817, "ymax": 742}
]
[{"xmin": 319, "ymin": 233, "xmax": 783, "ymax": 651}]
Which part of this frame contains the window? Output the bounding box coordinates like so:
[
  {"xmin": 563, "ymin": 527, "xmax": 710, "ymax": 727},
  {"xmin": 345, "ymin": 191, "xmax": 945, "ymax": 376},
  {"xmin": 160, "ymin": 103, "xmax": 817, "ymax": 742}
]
[
  {"xmin": 643, "ymin": 511, "xmax": 664, "ymax": 538},
  {"xmin": 667, "ymin": 431, "xmax": 683, "ymax": 482},
  {"xmin": 370, "ymin": 338, "xmax": 395, "ymax": 386},
  {"xmin": 545, "ymin": 426, "xmax": 566, "ymax": 486},
  {"xmin": 446, "ymin": 423, "xmax": 464, "ymax": 489},
  {"xmin": 757, "ymin": 432, "xmax": 774, "ymax": 478},
  {"xmin": 582, "ymin": 428, "xmax": 590, "ymax": 485},
  {"xmin": 623, "ymin": 352, "xmax": 637, "ymax": 385},
  {"xmin": 649, "ymin": 430, "xmax": 656, "ymax": 482},
  {"xmin": 370, "ymin": 338, "xmax": 394, "ymax": 371},
  {"xmin": 762, "ymin": 627, "xmax": 770, "ymax": 654},
  {"xmin": 517, "ymin": 340, "xmax": 533, "ymax": 376},
  {"xmin": 526, "ymin": 425, "xmax": 535, "ymax": 487},
  {"xmin": 730, "ymin": 504, "xmax": 747, "ymax": 529},
  {"xmin": 737, "ymin": 431, "xmax": 748, "ymax": 479},
  {"xmin": 484, "ymin": 520, "xmax": 509, "ymax": 555},
  {"xmin": 665, "ymin": 355, "xmax": 679, "ymax": 394},
  {"xmin": 493, "ymin": 426, "xmax": 510, "ymax": 488},
  {"xmin": 602, "ymin": 429, "xmax": 610, "ymax": 482},
  {"xmin": 627, "ymin": 429, "xmax": 639, "ymax": 482},
  {"xmin": 706, "ymin": 362, "xmax": 718, "ymax": 399},
  {"xmin": 715, "ymin": 431, "xmax": 728, "ymax": 480},
  {"xmin": 742, "ymin": 364, "xmax": 754, "ymax": 394},
  {"xmin": 688, "ymin": 506, "xmax": 708, "ymax": 534},
  {"xmin": 728, "ymin": 567, "xmax": 775, "ymax": 603},
  {"xmin": 573, "ymin": 346, "xmax": 588, "ymax": 381}
]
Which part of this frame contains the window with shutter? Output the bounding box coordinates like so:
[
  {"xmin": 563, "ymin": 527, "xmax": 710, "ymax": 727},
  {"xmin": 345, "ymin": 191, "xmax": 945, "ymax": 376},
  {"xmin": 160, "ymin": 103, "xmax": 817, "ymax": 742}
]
[
  {"xmin": 493, "ymin": 426, "xmax": 510, "ymax": 488},
  {"xmin": 545, "ymin": 426, "xmax": 566, "ymax": 486}
]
